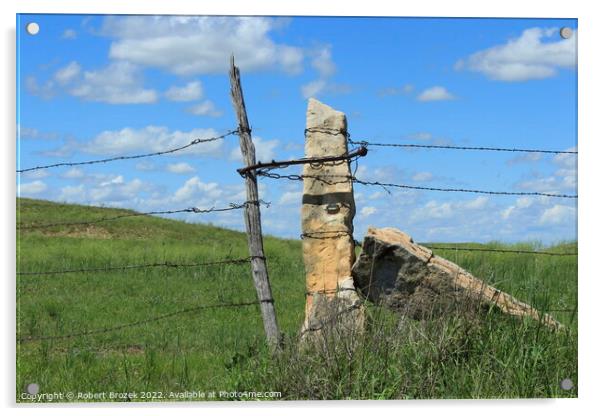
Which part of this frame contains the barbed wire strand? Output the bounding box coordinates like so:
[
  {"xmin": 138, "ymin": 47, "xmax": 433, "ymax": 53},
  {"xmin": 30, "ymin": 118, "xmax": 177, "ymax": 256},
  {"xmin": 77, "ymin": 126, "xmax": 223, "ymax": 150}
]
[
  {"xmin": 17, "ymin": 257, "xmax": 257, "ymax": 276},
  {"xmin": 17, "ymin": 129, "xmax": 239, "ymax": 173},
  {"xmin": 238, "ymin": 146, "xmax": 367, "ymax": 176},
  {"xmin": 18, "ymin": 300, "xmax": 260, "ymax": 343},
  {"xmin": 424, "ymin": 245, "xmax": 577, "ymax": 256},
  {"xmin": 350, "ymin": 237, "xmax": 575, "ymax": 257},
  {"xmin": 304, "ymin": 127, "xmax": 577, "ymax": 155},
  {"xmin": 17, "ymin": 200, "xmax": 270, "ymax": 230},
  {"xmin": 301, "ymin": 230, "xmax": 353, "ymax": 240},
  {"xmin": 256, "ymin": 172, "xmax": 578, "ymax": 199},
  {"xmin": 353, "ymin": 178, "xmax": 578, "ymax": 199},
  {"xmin": 348, "ymin": 138, "xmax": 578, "ymax": 155}
]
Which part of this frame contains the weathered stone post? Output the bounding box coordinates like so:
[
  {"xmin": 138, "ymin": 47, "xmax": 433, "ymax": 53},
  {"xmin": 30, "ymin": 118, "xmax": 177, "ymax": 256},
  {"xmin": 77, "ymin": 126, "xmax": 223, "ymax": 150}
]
[{"xmin": 300, "ymin": 98, "xmax": 364, "ymax": 337}]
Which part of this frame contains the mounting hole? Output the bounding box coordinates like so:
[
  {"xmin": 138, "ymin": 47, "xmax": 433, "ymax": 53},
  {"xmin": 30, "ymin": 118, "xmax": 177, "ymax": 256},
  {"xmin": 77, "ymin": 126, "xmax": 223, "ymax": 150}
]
[
  {"xmin": 560, "ymin": 378, "xmax": 574, "ymax": 391},
  {"xmin": 559, "ymin": 27, "xmax": 573, "ymax": 40},
  {"xmin": 26, "ymin": 22, "xmax": 40, "ymax": 35},
  {"xmin": 26, "ymin": 383, "xmax": 39, "ymax": 395}
]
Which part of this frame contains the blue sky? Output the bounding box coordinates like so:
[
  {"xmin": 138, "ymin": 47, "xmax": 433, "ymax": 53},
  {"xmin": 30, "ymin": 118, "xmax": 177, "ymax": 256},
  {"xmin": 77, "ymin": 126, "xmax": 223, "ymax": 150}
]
[{"xmin": 16, "ymin": 15, "xmax": 577, "ymax": 244}]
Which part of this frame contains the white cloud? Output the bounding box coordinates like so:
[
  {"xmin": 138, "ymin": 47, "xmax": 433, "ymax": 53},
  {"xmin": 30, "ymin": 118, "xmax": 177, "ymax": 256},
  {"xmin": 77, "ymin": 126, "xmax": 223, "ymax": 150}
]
[
  {"xmin": 230, "ymin": 136, "xmax": 279, "ymax": 163},
  {"xmin": 18, "ymin": 180, "xmax": 47, "ymax": 195},
  {"xmin": 172, "ymin": 176, "xmax": 223, "ymax": 202},
  {"xmin": 463, "ymin": 196, "xmax": 489, "ymax": 209},
  {"xmin": 99, "ymin": 175, "xmax": 125, "ymax": 187},
  {"xmin": 539, "ymin": 204, "xmax": 576, "ymax": 225},
  {"xmin": 311, "ymin": 45, "xmax": 336, "ymax": 78},
  {"xmin": 59, "ymin": 184, "xmax": 85, "ymax": 201},
  {"xmin": 417, "ymin": 86, "xmax": 455, "ymax": 102},
  {"xmin": 360, "ymin": 206, "xmax": 377, "ymax": 219},
  {"xmin": 301, "ymin": 45, "xmax": 350, "ymax": 99},
  {"xmin": 356, "ymin": 164, "xmax": 406, "ymax": 183},
  {"xmin": 301, "ymin": 79, "xmax": 327, "ymax": 99},
  {"xmin": 516, "ymin": 149, "xmax": 577, "ymax": 193},
  {"xmin": 278, "ymin": 191, "xmax": 302, "ymax": 205},
  {"xmin": 90, "ymin": 177, "xmax": 145, "ymax": 203},
  {"xmin": 166, "ymin": 162, "xmax": 196, "ymax": 174},
  {"xmin": 516, "ymin": 177, "xmax": 558, "ymax": 192},
  {"xmin": 25, "ymin": 76, "xmax": 55, "ymax": 99},
  {"xmin": 351, "ymin": 182, "xmax": 576, "ymax": 243},
  {"xmin": 102, "ymin": 16, "xmax": 304, "ymax": 76},
  {"xmin": 301, "ymin": 78, "xmax": 351, "ymax": 99},
  {"xmin": 57, "ymin": 174, "xmax": 150, "ymax": 205},
  {"xmin": 557, "ymin": 170, "xmax": 577, "ymax": 188},
  {"xmin": 501, "ymin": 196, "xmax": 536, "ymax": 220},
  {"xmin": 553, "ymin": 147, "xmax": 577, "ymax": 168},
  {"xmin": 69, "ymin": 62, "xmax": 158, "ymax": 104},
  {"xmin": 455, "ymin": 27, "xmax": 577, "ymax": 82},
  {"xmin": 39, "ymin": 137, "xmax": 78, "ymax": 158},
  {"xmin": 62, "ymin": 29, "xmax": 77, "ymax": 40},
  {"xmin": 421, "ymin": 201, "xmax": 453, "ymax": 220},
  {"xmin": 20, "ymin": 170, "xmax": 50, "ymax": 180},
  {"xmin": 500, "ymin": 206, "xmax": 515, "ymax": 220},
  {"xmin": 124, "ymin": 176, "xmax": 252, "ymax": 232},
  {"xmin": 507, "ymin": 152, "xmax": 543, "ymax": 165},
  {"xmin": 516, "ymin": 196, "xmax": 534, "ymax": 209},
  {"xmin": 412, "ymin": 172, "xmax": 434, "ymax": 182},
  {"xmin": 18, "ymin": 125, "xmax": 58, "ymax": 140},
  {"xmin": 54, "ymin": 61, "xmax": 81, "ymax": 85},
  {"xmin": 412, "ymin": 197, "xmax": 489, "ymax": 222},
  {"xmin": 79, "ymin": 126, "xmax": 225, "ymax": 157},
  {"xmin": 61, "ymin": 167, "xmax": 85, "ymax": 179},
  {"xmin": 187, "ymin": 100, "xmax": 223, "ymax": 117},
  {"xmin": 135, "ymin": 161, "xmax": 156, "ymax": 171},
  {"xmin": 164, "ymin": 81, "xmax": 203, "ymax": 101},
  {"xmin": 28, "ymin": 61, "xmax": 158, "ymax": 104}
]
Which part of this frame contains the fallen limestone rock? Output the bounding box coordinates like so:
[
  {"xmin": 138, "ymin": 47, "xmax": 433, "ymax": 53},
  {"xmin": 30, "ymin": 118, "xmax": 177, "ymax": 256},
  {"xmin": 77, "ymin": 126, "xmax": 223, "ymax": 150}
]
[{"xmin": 351, "ymin": 227, "xmax": 563, "ymax": 330}]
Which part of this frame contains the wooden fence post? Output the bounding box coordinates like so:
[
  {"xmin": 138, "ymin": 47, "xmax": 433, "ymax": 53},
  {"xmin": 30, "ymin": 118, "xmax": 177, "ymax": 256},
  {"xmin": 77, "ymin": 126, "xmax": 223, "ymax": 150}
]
[{"xmin": 229, "ymin": 56, "xmax": 281, "ymax": 348}]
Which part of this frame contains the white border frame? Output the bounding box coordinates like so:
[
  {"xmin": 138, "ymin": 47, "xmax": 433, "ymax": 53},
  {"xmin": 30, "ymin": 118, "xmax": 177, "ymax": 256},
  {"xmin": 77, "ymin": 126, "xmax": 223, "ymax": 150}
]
[{"xmin": 3, "ymin": 1, "xmax": 599, "ymax": 414}]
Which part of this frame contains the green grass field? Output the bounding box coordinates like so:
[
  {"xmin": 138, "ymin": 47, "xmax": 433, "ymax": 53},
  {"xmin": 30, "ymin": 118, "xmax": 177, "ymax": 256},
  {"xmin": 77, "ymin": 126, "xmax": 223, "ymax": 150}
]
[{"xmin": 16, "ymin": 197, "xmax": 577, "ymax": 401}]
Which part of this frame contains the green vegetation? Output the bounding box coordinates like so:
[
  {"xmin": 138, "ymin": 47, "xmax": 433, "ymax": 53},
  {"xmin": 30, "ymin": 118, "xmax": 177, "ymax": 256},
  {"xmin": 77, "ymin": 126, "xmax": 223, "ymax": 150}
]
[{"xmin": 16, "ymin": 198, "xmax": 577, "ymax": 401}]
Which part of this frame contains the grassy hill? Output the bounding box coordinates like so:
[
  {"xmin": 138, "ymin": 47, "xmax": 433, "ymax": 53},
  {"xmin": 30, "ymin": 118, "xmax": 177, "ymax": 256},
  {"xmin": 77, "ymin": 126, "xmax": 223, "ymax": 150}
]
[{"xmin": 16, "ymin": 198, "xmax": 577, "ymax": 401}]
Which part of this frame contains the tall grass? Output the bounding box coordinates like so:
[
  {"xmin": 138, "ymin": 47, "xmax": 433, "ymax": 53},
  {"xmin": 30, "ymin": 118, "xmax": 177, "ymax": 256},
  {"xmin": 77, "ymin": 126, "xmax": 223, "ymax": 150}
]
[
  {"xmin": 231, "ymin": 304, "xmax": 577, "ymax": 399},
  {"xmin": 16, "ymin": 198, "xmax": 577, "ymax": 401}
]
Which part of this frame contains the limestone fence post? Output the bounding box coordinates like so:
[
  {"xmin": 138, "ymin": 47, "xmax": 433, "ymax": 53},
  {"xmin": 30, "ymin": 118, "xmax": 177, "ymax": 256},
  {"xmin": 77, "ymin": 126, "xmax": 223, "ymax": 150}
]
[{"xmin": 300, "ymin": 98, "xmax": 364, "ymax": 338}]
